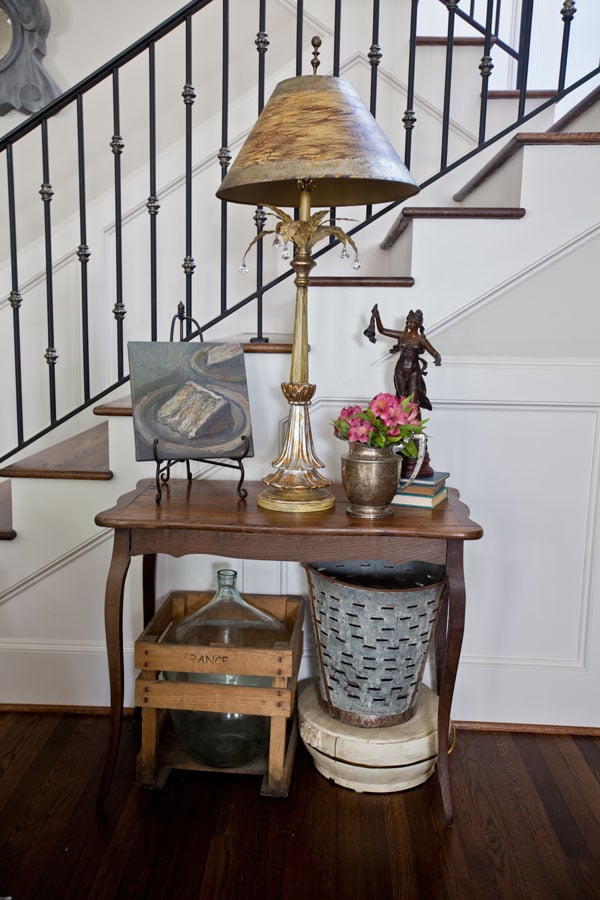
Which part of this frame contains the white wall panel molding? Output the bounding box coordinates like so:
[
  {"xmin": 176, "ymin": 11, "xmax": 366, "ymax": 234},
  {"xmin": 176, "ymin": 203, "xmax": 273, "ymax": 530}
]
[
  {"xmin": 0, "ymin": 243, "xmax": 78, "ymax": 312},
  {"xmin": 0, "ymin": 529, "xmax": 111, "ymax": 607},
  {"xmin": 460, "ymin": 653, "xmax": 590, "ymax": 672},
  {"xmin": 0, "ymin": 637, "xmax": 111, "ymax": 655},
  {"xmin": 429, "ymin": 220, "xmax": 600, "ymax": 336}
]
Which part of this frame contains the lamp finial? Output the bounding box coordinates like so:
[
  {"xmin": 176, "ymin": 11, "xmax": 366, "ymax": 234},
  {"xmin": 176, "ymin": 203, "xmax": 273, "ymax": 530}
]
[{"xmin": 311, "ymin": 36, "xmax": 321, "ymax": 75}]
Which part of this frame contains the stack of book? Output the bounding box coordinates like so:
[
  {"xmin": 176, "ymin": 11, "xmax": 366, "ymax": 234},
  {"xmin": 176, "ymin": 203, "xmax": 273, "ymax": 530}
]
[{"xmin": 392, "ymin": 470, "xmax": 449, "ymax": 509}]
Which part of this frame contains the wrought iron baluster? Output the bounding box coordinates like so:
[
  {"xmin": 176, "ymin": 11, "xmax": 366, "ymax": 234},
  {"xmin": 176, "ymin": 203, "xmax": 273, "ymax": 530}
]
[
  {"xmin": 76, "ymin": 95, "xmax": 91, "ymax": 401},
  {"xmin": 219, "ymin": 0, "xmax": 230, "ymax": 326},
  {"xmin": 494, "ymin": 0, "xmax": 502, "ymax": 38},
  {"xmin": 40, "ymin": 120, "xmax": 57, "ymax": 424},
  {"xmin": 333, "ymin": 0, "xmax": 342, "ymax": 77},
  {"xmin": 403, "ymin": 0, "xmax": 419, "ymax": 171},
  {"xmin": 6, "ymin": 145, "xmax": 24, "ymax": 445},
  {"xmin": 251, "ymin": 0, "xmax": 269, "ymax": 344},
  {"xmin": 516, "ymin": 0, "xmax": 534, "ymax": 116},
  {"xmin": 329, "ymin": 0, "xmax": 342, "ymax": 242},
  {"xmin": 369, "ymin": 0, "xmax": 382, "ymax": 116},
  {"xmin": 110, "ymin": 69, "xmax": 126, "ymax": 380},
  {"xmin": 147, "ymin": 43, "xmax": 160, "ymax": 342},
  {"xmin": 219, "ymin": 0, "xmax": 231, "ymax": 328},
  {"xmin": 478, "ymin": 0, "xmax": 496, "ymax": 145},
  {"xmin": 558, "ymin": 1, "xmax": 577, "ymax": 92},
  {"xmin": 441, "ymin": 1, "xmax": 459, "ymax": 171},
  {"xmin": 366, "ymin": 0, "xmax": 382, "ymax": 219},
  {"xmin": 295, "ymin": 0, "xmax": 303, "ymax": 76},
  {"xmin": 182, "ymin": 15, "xmax": 196, "ymax": 337}
]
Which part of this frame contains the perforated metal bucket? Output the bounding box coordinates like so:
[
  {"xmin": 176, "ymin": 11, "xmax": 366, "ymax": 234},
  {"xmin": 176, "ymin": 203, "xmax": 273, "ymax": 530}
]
[{"xmin": 304, "ymin": 560, "xmax": 447, "ymax": 727}]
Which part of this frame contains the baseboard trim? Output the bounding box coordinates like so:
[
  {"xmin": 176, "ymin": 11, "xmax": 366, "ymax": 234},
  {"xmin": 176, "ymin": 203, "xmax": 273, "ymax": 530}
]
[
  {"xmin": 0, "ymin": 704, "xmax": 135, "ymax": 716},
  {"xmin": 455, "ymin": 720, "xmax": 600, "ymax": 737},
  {"xmin": 0, "ymin": 705, "xmax": 598, "ymax": 735}
]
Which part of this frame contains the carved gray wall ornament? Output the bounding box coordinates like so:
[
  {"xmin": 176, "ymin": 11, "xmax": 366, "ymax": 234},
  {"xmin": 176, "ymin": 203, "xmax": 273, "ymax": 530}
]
[{"xmin": 0, "ymin": 0, "xmax": 61, "ymax": 115}]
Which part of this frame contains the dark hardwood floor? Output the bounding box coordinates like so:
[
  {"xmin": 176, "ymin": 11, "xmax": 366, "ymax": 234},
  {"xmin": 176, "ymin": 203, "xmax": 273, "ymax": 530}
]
[{"xmin": 1, "ymin": 711, "xmax": 599, "ymax": 899}]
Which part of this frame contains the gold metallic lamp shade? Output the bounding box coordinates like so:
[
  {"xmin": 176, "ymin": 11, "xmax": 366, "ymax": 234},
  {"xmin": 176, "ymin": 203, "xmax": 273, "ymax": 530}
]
[{"xmin": 216, "ymin": 74, "xmax": 419, "ymax": 208}]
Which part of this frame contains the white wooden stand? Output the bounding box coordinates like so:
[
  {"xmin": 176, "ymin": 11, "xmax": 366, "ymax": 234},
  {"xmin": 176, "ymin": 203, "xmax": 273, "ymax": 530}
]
[{"xmin": 298, "ymin": 679, "xmax": 438, "ymax": 793}]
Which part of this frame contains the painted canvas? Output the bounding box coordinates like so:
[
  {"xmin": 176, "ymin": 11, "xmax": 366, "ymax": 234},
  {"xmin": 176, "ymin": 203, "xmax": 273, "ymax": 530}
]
[{"xmin": 128, "ymin": 341, "xmax": 254, "ymax": 461}]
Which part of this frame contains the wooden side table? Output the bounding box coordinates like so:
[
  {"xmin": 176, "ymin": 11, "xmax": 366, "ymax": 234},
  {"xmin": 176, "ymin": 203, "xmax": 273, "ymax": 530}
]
[{"xmin": 95, "ymin": 479, "xmax": 482, "ymax": 824}]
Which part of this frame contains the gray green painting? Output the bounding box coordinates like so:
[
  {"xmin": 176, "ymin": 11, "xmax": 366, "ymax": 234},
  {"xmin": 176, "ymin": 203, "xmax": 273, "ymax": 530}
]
[{"xmin": 128, "ymin": 341, "xmax": 253, "ymax": 461}]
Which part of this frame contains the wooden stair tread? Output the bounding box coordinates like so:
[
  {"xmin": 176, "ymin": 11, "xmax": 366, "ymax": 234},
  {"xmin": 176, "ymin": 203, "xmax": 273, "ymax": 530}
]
[
  {"xmin": 381, "ymin": 206, "xmax": 526, "ymax": 249},
  {"xmin": 0, "ymin": 480, "xmax": 16, "ymax": 540},
  {"xmin": 0, "ymin": 422, "xmax": 112, "ymax": 481},
  {"xmin": 514, "ymin": 131, "xmax": 600, "ymax": 144},
  {"xmin": 453, "ymin": 132, "xmax": 600, "ymax": 202},
  {"xmin": 309, "ymin": 276, "xmax": 414, "ymax": 287},
  {"xmin": 93, "ymin": 395, "xmax": 132, "ymax": 417},
  {"xmin": 416, "ymin": 36, "xmax": 492, "ymax": 47},
  {"xmin": 487, "ymin": 90, "xmax": 556, "ymax": 99},
  {"xmin": 228, "ymin": 333, "xmax": 293, "ymax": 353}
]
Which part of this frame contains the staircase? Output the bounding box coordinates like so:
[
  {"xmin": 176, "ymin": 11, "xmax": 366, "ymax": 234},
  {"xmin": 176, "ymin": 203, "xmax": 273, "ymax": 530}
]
[{"xmin": 1, "ymin": 2, "xmax": 599, "ymax": 728}]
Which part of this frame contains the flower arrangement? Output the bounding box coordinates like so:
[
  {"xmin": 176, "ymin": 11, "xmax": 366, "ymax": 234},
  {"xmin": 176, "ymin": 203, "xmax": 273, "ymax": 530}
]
[{"xmin": 332, "ymin": 392, "xmax": 425, "ymax": 456}]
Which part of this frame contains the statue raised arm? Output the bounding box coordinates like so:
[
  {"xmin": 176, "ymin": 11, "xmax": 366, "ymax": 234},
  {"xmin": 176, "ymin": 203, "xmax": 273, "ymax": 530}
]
[{"xmin": 364, "ymin": 305, "xmax": 441, "ymax": 411}]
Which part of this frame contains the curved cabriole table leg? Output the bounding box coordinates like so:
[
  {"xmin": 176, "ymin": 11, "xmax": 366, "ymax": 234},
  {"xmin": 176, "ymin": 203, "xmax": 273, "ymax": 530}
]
[
  {"xmin": 142, "ymin": 553, "xmax": 157, "ymax": 626},
  {"xmin": 96, "ymin": 528, "xmax": 131, "ymax": 810},
  {"xmin": 437, "ymin": 539, "xmax": 466, "ymax": 826}
]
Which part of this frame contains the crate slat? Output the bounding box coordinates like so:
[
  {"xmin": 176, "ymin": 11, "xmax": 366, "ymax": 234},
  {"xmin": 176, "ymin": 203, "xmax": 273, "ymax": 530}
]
[{"xmin": 136, "ymin": 680, "xmax": 293, "ymax": 717}]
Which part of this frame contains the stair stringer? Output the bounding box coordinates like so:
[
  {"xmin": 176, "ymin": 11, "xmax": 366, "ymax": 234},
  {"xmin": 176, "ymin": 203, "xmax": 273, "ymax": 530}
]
[{"xmin": 374, "ymin": 143, "xmax": 600, "ymax": 334}]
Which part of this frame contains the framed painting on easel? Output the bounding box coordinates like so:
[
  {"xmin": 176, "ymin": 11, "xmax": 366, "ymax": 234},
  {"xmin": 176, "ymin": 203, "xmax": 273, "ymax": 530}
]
[{"xmin": 127, "ymin": 341, "xmax": 254, "ymax": 465}]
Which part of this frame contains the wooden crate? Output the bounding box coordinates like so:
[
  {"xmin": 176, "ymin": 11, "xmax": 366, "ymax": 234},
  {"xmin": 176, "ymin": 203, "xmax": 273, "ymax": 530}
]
[{"xmin": 134, "ymin": 590, "xmax": 304, "ymax": 797}]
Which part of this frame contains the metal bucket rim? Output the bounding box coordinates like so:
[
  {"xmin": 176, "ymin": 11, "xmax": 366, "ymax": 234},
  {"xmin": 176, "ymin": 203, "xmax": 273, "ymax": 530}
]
[{"xmin": 304, "ymin": 559, "xmax": 447, "ymax": 593}]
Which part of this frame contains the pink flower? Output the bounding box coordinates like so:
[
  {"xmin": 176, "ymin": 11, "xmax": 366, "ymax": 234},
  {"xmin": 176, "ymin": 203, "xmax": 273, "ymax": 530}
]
[
  {"xmin": 369, "ymin": 393, "xmax": 417, "ymax": 428},
  {"xmin": 399, "ymin": 396, "xmax": 419, "ymax": 424},
  {"xmin": 347, "ymin": 420, "xmax": 374, "ymax": 443},
  {"xmin": 332, "ymin": 393, "xmax": 424, "ymax": 449},
  {"xmin": 368, "ymin": 393, "xmax": 397, "ymax": 420},
  {"xmin": 339, "ymin": 404, "xmax": 362, "ymax": 422}
]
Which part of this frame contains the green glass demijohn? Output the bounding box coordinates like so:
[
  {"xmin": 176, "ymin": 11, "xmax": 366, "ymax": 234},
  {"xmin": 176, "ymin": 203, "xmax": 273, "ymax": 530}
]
[{"xmin": 164, "ymin": 569, "xmax": 289, "ymax": 768}]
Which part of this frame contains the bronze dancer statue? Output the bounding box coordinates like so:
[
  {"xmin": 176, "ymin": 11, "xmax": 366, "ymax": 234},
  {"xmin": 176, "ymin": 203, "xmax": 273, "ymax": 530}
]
[
  {"xmin": 364, "ymin": 305, "xmax": 441, "ymax": 410},
  {"xmin": 364, "ymin": 305, "xmax": 442, "ymax": 476}
]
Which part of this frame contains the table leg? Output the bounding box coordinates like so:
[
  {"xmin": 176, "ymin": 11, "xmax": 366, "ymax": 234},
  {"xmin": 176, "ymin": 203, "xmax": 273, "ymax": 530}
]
[
  {"xmin": 437, "ymin": 540, "xmax": 466, "ymax": 826},
  {"xmin": 434, "ymin": 583, "xmax": 449, "ymax": 695},
  {"xmin": 142, "ymin": 553, "xmax": 157, "ymax": 626},
  {"xmin": 96, "ymin": 528, "xmax": 131, "ymax": 809}
]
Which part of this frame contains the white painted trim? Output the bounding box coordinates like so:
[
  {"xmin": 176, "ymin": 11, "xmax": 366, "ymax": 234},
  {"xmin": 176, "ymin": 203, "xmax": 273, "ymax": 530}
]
[
  {"xmin": 440, "ymin": 357, "xmax": 600, "ymax": 371},
  {"xmin": 0, "ymin": 637, "xmax": 114, "ymax": 654},
  {"xmin": 0, "ymin": 247, "xmax": 79, "ymax": 311},
  {"xmin": 0, "ymin": 529, "xmax": 112, "ymax": 606},
  {"xmin": 428, "ymin": 220, "xmax": 600, "ymax": 335}
]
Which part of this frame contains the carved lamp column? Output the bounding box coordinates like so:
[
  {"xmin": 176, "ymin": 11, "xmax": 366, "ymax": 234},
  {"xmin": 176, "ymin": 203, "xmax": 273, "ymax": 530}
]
[{"xmin": 217, "ymin": 38, "xmax": 419, "ymax": 512}]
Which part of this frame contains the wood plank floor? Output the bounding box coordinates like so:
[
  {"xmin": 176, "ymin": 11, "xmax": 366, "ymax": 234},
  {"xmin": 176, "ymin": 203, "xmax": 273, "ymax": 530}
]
[{"xmin": 1, "ymin": 712, "xmax": 599, "ymax": 899}]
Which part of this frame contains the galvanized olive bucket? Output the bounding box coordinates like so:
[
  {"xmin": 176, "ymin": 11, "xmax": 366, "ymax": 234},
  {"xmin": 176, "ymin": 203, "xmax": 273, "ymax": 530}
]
[{"xmin": 304, "ymin": 559, "xmax": 447, "ymax": 727}]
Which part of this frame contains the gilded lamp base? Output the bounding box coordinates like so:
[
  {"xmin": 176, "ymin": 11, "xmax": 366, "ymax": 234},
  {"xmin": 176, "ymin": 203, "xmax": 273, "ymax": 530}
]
[
  {"xmin": 257, "ymin": 382, "xmax": 335, "ymax": 513},
  {"xmin": 257, "ymin": 485, "xmax": 335, "ymax": 512}
]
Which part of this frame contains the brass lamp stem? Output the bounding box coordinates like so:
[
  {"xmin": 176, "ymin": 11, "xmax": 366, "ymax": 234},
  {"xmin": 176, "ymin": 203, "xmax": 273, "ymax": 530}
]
[
  {"xmin": 289, "ymin": 188, "xmax": 312, "ymax": 384},
  {"xmin": 257, "ymin": 186, "xmax": 335, "ymax": 512}
]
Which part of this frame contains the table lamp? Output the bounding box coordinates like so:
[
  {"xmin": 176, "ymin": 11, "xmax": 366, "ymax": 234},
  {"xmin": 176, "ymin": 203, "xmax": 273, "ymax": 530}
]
[{"xmin": 217, "ymin": 38, "xmax": 420, "ymax": 512}]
